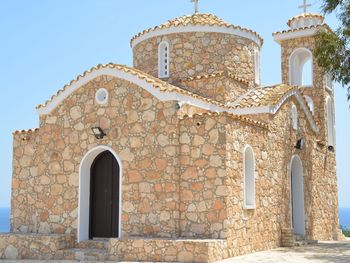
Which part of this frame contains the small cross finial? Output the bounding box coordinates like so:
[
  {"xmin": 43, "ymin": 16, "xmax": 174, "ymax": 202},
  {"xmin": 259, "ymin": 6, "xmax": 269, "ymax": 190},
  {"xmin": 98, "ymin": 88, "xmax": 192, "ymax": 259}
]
[
  {"xmin": 191, "ymin": 0, "xmax": 199, "ymax": 13},
  {"xmin": 298, "ymin": 0, "xmax": 312, "ymax": 13}
]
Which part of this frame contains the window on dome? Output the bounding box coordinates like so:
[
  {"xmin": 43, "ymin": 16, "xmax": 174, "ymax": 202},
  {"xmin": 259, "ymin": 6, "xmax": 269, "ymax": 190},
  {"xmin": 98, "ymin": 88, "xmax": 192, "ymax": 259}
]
[
  {"xmin": 254, "ymin": 50, "xmax": 260, "ymax": 85},
  {"xmin": 158, "ymin": 41, "xmax": 169, "ymax": 78}
]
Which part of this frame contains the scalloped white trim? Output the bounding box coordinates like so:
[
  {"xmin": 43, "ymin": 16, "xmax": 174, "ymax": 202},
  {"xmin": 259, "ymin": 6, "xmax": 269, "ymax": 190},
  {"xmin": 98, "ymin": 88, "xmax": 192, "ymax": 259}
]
[
  {"xmin": 131, "ymin": 25, "xmax": 263, "ymax": 48},
  {"xmin": 273, "ymin": 27, "xmax": 317, "ymax": 44},
  {"xmin": 37, "ymin": 67, "xmax": 318, "ymax": 133}
]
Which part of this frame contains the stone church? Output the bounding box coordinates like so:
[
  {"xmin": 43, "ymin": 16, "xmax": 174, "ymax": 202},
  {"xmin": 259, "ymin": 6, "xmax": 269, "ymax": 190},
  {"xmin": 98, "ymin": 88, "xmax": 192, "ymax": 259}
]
[{"xmin": 0, "ymin": 3, "xmax": 344, "ymax": 262}]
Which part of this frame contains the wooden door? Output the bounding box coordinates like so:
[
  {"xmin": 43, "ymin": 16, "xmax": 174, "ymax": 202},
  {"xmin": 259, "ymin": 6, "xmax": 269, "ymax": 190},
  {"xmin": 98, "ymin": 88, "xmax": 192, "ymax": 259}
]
[{"xmin": 89, "ymin": 151, "xmax": 119, "ymax": 239}]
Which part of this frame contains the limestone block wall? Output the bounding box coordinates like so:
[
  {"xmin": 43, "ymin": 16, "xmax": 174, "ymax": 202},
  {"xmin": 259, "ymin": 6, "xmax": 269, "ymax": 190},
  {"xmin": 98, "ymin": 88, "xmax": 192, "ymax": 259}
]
[
  {"xmin": 178, "ymin": 115, "xmax": 228, "ymax": 238},
  {"xmin": 11, "ymin": 75, "xmax": 182, "ymax": 238},
  {"xmin": 280, "ymin": 36, "xmax": 340, "ymax": 240},
  {"xmin": 133, "ymin": 32, "xmax": 258, "ymax": 85},
  {"xmin": 280, "ymin": 36, "xmax": 328, "ymax": 136},
  {"xmin": 177, "ymin": 75, "xmax": 249, "ymax": 103},
  {"xmin": 0, "ymin": 233, "xmax": 74, "ymax": 260},
  {"xmin": 225, "ymin": 116, "xmax": 278, "ymax": 257},
  {"xmin": 11, "ymin": 130, "xmax": 39, "ymax": 233}
]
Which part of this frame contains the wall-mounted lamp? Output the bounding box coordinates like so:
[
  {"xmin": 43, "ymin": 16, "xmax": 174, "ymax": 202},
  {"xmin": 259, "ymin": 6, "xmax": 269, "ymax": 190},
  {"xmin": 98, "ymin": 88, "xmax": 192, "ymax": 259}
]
[
  {"xmin": 295, "ymin": 139, "xmax": 305, "ymax": 150},
  {"xmin": 328, "ymin": 145, "xmax": 334, "ymax": 152},
  {"xmin": 91, "ymin": 127, "xmax": 106, "ymax": 139}
]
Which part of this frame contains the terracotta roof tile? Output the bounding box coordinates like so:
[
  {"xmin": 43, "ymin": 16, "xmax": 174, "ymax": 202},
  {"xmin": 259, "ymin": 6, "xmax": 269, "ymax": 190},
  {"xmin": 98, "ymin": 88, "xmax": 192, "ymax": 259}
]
[
  {"xmin": 232, "ymin": 84, "xmax": 297, "ymax": 108},
  {"xmin": 131, "ymin": 13, "xmax": 263, "ymax": 46},
  {"xmin": 176, "ymin": 70, "xmax": 250, "ymax": 85},
  {"xmin": 273, "ymin": 23, "xmax": 331, "ymax": 36},
  {"xmin": 13, "ymin": 128, "xmax": 39, "ymax": 135}
]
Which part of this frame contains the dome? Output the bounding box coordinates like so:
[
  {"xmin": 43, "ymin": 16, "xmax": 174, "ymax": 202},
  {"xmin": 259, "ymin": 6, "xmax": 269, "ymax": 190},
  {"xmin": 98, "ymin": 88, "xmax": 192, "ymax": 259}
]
[
  {"xmin": 130, "ymin": 13, "xmax": 263, "ymax": 48},
  {"xmin": 287, "ymin": 13, "xmax": 324, "ymax": 30}
]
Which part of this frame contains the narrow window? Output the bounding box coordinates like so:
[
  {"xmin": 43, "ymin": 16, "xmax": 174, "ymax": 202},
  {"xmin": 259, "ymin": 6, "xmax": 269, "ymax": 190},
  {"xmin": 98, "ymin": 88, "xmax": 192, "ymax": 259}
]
[
  {"xmin": 326, "ymin": 73, "xmax": 333, "ymax": 91},
  {"xmin": 158, "ymin": 41, "xmax": 169, "ymax": 78},
  {"xmin": 254, "ymin": 50, "xmax": 260, "ymax": 85},
  {"xmin": 304, "ymin": 96, "xmax": 314, "ymax": 115},
  {"xmin": 244, "ymin": 145, "xmax": 256, "ymax": 209},
  {"xmin": 326, "ymin": 97, "xmax": 335, "ymax": 147},
  {"xmin": 291, "ymin": 105, "xmax": 298, "ymax": 130}
]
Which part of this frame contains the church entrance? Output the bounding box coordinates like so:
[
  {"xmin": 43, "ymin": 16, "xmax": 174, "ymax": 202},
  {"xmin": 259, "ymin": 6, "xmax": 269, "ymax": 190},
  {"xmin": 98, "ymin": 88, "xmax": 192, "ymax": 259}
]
[
  {"xmin": 290, "ymin": 155, "xmax": 305, "ymax": 236},
  {"xmin": 89, "ymin": 151, "xmax": 120, "ymax": 239}
]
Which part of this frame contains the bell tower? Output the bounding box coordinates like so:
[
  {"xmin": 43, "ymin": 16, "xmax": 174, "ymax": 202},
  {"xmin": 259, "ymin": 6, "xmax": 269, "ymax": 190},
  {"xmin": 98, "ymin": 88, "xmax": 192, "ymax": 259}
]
[{"xmin": 273, "ymin": 10, "xmax": 335, "ymax": 148}]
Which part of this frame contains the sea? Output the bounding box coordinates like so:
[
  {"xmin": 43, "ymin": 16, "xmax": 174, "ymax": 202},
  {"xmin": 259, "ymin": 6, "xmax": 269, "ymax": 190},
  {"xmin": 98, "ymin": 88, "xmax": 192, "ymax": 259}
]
[
  {"xmin": 0, "ymin": 207, "xmax": 349, "ymax": 232},
  {"xmin": 0, "ymin": 207, "xmax": 10, "ymax": 233}
]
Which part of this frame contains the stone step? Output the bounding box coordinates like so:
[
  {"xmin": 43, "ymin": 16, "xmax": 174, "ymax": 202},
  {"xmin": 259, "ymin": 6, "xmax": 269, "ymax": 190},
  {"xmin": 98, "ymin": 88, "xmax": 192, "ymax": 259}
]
[
  {"xmin": 54, "ymin": 248, "xmax": 108, "ymax": 261},
  {"xmin": 75, "ymin": 239, "xmax": 109, "ymax": 250},
  {"xmin": 294, "ymin": 239, "xmax": 318, "ymax": 246}
]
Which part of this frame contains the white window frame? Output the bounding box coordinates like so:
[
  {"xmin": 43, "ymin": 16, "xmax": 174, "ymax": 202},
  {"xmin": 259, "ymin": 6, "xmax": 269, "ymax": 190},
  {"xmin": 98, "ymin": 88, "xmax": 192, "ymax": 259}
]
[
  {"xmin": 243, "ymin": 145, "xmax": 256, "ymax": 210},
  {"xmin": 158, "ymin": 41, "xmax": 170, "ymax": 78},
  {"xmin": 254, "ymin": 49, "xmax": 260, "ymax": 85},
  {"xmin": 326, "ymin": 96, "xmax": 336, "ymax": 147},
  {"xmin": 326, "ymin": 73, "xmax": 333, "ymax": 92},
  {"xmin": 291, "ymin": 105, "xmax": 298, "ymax": 130}
]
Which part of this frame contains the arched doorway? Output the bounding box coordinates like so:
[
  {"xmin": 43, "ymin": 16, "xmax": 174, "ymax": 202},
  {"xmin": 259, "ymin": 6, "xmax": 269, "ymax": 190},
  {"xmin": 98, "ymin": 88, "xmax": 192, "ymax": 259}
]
[
  {"xmin": 89, "ymin": 151, "xmax": 120, "ymax": 239},
  {"xmin": 78, "ymin": 146, "xmax": 122, "ymax": 242},
  {"xmin": 290, "ymin": 155, "xmax": 305, "ymax": 235}
]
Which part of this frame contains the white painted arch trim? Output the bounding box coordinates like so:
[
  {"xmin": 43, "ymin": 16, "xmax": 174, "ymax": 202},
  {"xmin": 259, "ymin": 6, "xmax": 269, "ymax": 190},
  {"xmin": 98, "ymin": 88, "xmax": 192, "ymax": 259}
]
[
  {"xmin": 131, "ymin": 25, "xmax": 263, "ymax": 48},
  {"xmin": 36, "ymin": 67, "xmax": 318, "ymax": 132},
  {"xmin": 78, "ymin": 145, "xmax": 123, "ymax": 242}
]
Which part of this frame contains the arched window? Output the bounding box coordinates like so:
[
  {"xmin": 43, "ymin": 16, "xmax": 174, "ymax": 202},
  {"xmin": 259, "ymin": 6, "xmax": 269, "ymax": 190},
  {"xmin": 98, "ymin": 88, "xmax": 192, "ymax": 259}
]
[
  {"xmin": 254, "ymin": 50, "xmax": 260, "ymax": 85},
  {"xmin": 304, "ymin": 95, "xmax": 314, "ymax": 115},
  {"xmin": 326, "ymin": 96, "xmax": 335, "ymax": 147},
  {"xmin": 289, "ymin": 48, "xmax": 313, "ymax": 86},
  {"xmin": 158, "ymin": 41, "xmax": 169, "ymax": 78},
  {"xmin": 291, "ymin": 105, "xmax": 298, "ymax": 130},
  {"xmin": 244, "ymin": 145, "xmax": 256, "ymax": 209}
]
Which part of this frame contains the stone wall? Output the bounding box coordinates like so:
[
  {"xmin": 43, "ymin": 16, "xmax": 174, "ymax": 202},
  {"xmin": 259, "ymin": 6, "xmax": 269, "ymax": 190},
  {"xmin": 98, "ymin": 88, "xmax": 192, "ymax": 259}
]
[
  {"xmin": 280, "ymin": 36, "xmax": 340, "ymax": 241},
  {"xmin": 108, "ymin": 238, "xmax": 227, "ymax": 262},
  {"xmin": 11, "ymin": 75, "xmax": 181, "ymax": 238},
  {"xmin": 0, "ymin": 233, "xmax": 74, "ymax": 260},
  {"xmin": 133, "ymin": 32, "xmax": 259, "ymax": 85},
  {"xmin": 178, "ymin": 115, "xmax": 228, "ymax": 238},
  {"xmin": 176, "ymin": 74, "xmax": 249, "ymax": 103}
]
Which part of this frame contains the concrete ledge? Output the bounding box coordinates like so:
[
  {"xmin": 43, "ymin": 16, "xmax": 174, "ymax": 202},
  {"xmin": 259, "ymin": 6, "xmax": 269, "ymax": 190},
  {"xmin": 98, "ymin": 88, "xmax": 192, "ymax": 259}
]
[
  {"xmin": 108, "ymin": 237, "xmax": 228, "ymax": 262},
  {"xmin": 0, "ymin": 233, "xmax": 74, "ymax": 260}
]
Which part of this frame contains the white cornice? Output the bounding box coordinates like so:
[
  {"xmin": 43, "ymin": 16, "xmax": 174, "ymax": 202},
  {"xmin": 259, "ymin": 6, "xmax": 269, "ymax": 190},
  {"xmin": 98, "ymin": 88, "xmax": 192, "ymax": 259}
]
[
  {"xmin": 273, "ymin": 27, "xmax": 317, "ymax": 44},
  {"xmin": 131, "ymin": 25, "xmax": 263, "ymax": 49}
]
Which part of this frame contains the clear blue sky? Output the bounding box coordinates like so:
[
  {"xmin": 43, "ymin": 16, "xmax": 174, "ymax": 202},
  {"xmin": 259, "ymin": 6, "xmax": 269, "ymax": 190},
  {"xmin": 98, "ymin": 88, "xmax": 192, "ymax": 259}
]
[{"xmin": 0, "ymin": 0, "xmax": 349, "ymax": 208}]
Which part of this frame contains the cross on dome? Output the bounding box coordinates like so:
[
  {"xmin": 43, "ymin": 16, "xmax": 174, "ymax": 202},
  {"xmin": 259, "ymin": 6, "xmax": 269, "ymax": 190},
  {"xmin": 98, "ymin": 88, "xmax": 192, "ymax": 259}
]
[
  {"xmin": 298, "ymin": 0, "xmax": 312, "ymax": 13},
  {"xmin": 191, "ymin": 0, "xmax": 199, "ymax": 13}
]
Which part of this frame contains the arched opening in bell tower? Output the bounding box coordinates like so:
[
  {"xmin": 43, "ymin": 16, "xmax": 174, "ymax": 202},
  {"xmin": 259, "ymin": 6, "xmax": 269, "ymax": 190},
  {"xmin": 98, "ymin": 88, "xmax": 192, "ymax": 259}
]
[{"xmin": 289, "ymin": 48, "xmax": 313, "ymax": 87}]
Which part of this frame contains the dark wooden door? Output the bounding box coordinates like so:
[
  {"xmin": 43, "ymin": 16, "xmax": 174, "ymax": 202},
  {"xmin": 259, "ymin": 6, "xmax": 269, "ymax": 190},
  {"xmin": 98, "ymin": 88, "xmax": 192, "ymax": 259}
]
[{"xmin": 89, "ymin": 151, "xmax": 119, "ymax": 239}]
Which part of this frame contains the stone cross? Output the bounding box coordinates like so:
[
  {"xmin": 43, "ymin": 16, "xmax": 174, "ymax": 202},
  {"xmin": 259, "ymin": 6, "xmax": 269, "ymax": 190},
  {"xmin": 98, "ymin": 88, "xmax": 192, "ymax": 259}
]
[
  {"xmin": 191, "ymin": 0, "xmax": 199, "ymax": 13},
  {"xmin": 298, "ymin": 0, "xmax": 312, "ymax": 13}
]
